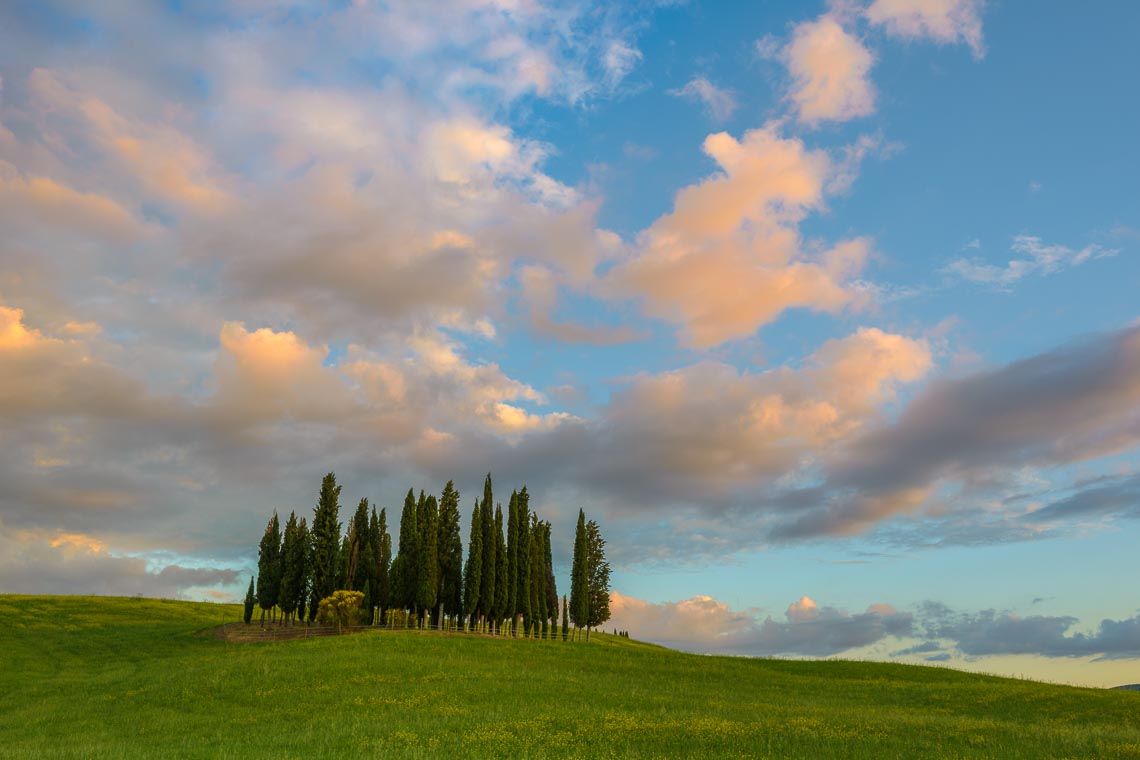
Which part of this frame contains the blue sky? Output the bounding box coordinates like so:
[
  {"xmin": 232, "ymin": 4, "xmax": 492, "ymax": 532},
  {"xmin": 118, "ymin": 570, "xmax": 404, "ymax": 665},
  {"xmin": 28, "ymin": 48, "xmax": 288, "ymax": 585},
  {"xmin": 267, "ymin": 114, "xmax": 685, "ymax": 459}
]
[{"xmin": 1, "ymin": 0, "xmax": 1139, "ymax": 686}]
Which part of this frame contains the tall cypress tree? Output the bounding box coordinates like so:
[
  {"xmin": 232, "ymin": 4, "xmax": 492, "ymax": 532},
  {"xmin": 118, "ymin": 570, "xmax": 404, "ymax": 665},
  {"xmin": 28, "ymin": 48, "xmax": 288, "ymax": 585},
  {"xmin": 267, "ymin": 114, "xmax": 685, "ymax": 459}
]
[
  {"xmin": 296, "ymin": 517, "xmax": 310, "ymax": 621},
  {"xmin": 278, "ymin": 511, "xmax": 306, "ymax": 625},
  {"xmin": 416, "ymin": 493, "xmax": 439, "ymax": 627},
  {"xmin": 569, "ymin": 508, "xmax": 588, "ymax": 638},
  {"xmin": 392, "ymin": 488, "xmax": 419, "ymax": 615},
  {"xmin": 479, "ymin": 474, "xmax": 496, "ymax": 631},
  {"xmin": 437, "ymin": 481, "xmax": 464, "ymax": 629},
  {"xmin": 348, "ymin": 498, "xmax": 373, "ymax": 594},
  {"xmin": 309, "ymin": 473, "xmax": 342, "ymax": 621},
  {"xmin": 585, "ymin": 519, "xmax": 612, "ymax": 640},
  {"xmin": 256, "ymin": 511, "xmax": 282, "ymax": 625},
  {"xmin": 517, "ymin": 492, "xmax": 532, "ymax": 632},
  {"xmin": 243, "ymin": 575, "xmax": 256, "ymax": 624},
  {"xmin": 542, "ymin": 521, "xmax": 558, "ymax": 630},
  {"xmin": 529, "ymin": 513, "xmax": 546, "ymax": 636},
  {"xmin": 375, "ymin": 508, "xmax": 391, "ymax": 620},
  {"xmin": 493, "ymin": 503, "xmax": 507, "ymax": 632},
  {"xmin": 462, "ymin": 499, "xmax": 482, "ymax": 630},
  {"xmin": 505, "ymin": 490, "xmax": 519, "ymax": 635}
]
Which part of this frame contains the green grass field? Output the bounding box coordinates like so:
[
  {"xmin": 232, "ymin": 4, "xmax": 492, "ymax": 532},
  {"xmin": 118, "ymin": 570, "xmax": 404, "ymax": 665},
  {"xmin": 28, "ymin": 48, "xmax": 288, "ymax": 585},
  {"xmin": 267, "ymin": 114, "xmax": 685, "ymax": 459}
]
[{"xmin": 2, "ymin": 595, "xmax": 1139, "ymax": 758}]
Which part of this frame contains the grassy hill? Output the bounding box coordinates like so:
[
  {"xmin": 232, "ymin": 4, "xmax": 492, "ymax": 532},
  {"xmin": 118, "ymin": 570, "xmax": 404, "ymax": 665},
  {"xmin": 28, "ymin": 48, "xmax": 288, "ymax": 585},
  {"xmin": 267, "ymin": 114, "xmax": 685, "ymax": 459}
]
[{"xmin": 2, "ymin": 595, "xmax": 1139, "ymax": 758}]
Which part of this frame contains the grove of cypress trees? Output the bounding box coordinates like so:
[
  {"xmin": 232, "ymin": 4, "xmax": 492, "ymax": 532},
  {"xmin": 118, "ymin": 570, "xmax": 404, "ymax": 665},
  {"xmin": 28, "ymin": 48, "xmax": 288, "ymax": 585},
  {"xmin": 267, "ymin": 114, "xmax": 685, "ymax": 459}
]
[
  {"xmin": 437, "ymin": 481, "xmax": 464, "ymax": 630},
  {"xmin": 256, "ymin": 511, "xmax": 282, "ymax": 625},
  {"xmin": 348, "ymin": 498, "xmax": 373, "ymax": 595},
  {"xmin": 569, "ymin": 508, "xmax": 588, "ymax": 639},
  {"xmin": 309, "ymin": 473, "xmax": 343, "ymax": 622},
  {"xmin": 296, "ymin": 517, "xmax": 310, "ymax": 621},
  {"xmin": 462, "ymin": 498, "xmax": 482, "ymax": 631}
]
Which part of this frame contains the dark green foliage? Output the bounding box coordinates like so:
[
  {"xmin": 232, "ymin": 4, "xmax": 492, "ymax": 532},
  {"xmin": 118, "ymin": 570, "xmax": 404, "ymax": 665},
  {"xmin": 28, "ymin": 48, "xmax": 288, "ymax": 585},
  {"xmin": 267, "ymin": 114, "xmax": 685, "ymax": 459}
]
[
  {"xmin": 569, "ymin": 508, "xmax": 588, "ymax": 633},
  {"xmin": 416, "ymin": 493, "xmax": 439, "ymax": 623},
  {"xmin": 347, "ymin": 499, "xmax": 373, "ymax": 597},
  {"xmin": 437, "ymin": 481, "xmax": 464, "ymax": 623},
  {"xmin": 479, "ymin": 474, "xmax": 496, "ymax": 624},
  {"xmin": 517, "ymin": 491, "xmax": 532, "ymax": 629},
  {"xmin": 278, "ymin": 511, "xmax": 309, "ymax": 624},
  {"xmin": 542, "ymin": 520, "xmax": 557, "ymax": 628},
  {"xmin": 392, "ymin": 488, "xmax": 419, "ymax": 613},
  {"xmin": 585, "ymin": 519, "xmax": 611, "ymax": 632},
  {"xmin": 529, "ymin": 513, "xmax": 546, "ymax": 632},
  {"xmin": 505, "ymin": 490, "xmax": 519, "ymax": 629},
  {"xmin": 243, "ymin": 576, "xmax": 255, "ymax": 624},
  {"xmin": 374, "ymin": 508, "xmax": 391, "ymax": 616},
  {"xmin": 309, "ymin": 472, "xmax": 343, "ymax": 621},
  {"xmin": 561, "ymin": 595, "xmax": 569, "ymax": 641},
  {"xmin": 256, "ymin": 511, "xmax": 282, "ymax": 621},
  {"xmin": 493, "ymin": 503, "xmax": 507, "ymax": 626},
  {"xmin": 462, "ymin": 499, "xmax": 482, "ymax": 626}
]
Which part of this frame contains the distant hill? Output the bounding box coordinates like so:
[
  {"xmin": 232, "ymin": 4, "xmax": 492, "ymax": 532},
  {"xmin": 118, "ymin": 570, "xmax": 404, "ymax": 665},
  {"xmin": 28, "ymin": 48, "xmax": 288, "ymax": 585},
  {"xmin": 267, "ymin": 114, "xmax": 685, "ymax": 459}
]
[
  {"xmin": 3, "ymin": 594, "xmax": 1140, "ymax": 757},
  {"xmin": 1112, "ymin": 684, "xmax": 1140, "ymax": 691}
]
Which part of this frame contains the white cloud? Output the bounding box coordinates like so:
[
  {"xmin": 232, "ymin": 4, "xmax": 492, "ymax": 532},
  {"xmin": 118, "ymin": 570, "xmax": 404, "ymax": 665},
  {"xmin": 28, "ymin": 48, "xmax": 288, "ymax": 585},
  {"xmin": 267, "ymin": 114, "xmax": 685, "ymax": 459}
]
[
  {"xmin": 945, "ymin": 235, "xmax": 1118, "ymax": 288},
  {"xmin": 783, "ymin": 14, "xmax": 875, "ymax": 126},
  {"xmin": 866, "ymin": 0, "xmax": 985, "ymax": 59},
  {"xmin": 667, "ymin": 76, "xmax": 738, "ymax": 121}
]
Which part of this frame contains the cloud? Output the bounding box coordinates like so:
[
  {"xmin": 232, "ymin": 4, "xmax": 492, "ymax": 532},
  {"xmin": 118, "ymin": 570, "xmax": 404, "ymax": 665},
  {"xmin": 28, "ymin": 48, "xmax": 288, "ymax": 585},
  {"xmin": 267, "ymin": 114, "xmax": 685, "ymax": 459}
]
[
  {"xmin": 0, "ymin": 521, "xmax": 240, "ymax": 600},
  {"xmin": 609, "ymin": 591, "xmax": 912, "ymax": 656},
  {"xmin": 607, "ymin": 124, "xmax": 873, "ymax": 347},
  {"xmin": 866, "ymin": 0, "xmax": 986, "ymax": 59},
  {"xmin": 667, "ymin": 76, "xmax": 738, "ymax": 121},
  {"xmin": 920, "ymin": 602, "xmax": 1140, "ymax": 660},
  {"xmin": 771, "ymin": 324, "xmax": 1140, "ymax": 539},
  {"xmin": 783, "ymin": 14, "xmax": 876, "ymax": 126},
  {"xmin": 944, "ymin": 235, "xmax": 1118, "ymax": 288}
]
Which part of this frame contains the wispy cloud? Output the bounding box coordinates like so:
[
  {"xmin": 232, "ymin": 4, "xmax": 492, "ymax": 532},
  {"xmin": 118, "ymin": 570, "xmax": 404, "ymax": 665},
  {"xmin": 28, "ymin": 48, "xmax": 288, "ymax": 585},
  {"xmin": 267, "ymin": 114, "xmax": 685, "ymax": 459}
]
[
  {"xmin": 944, "ymin": 235, "xmax": 1118, "ymax": 289},
  {"xmin": 667, "ymin": 76, "xmax": 738, "ymax": 121}
]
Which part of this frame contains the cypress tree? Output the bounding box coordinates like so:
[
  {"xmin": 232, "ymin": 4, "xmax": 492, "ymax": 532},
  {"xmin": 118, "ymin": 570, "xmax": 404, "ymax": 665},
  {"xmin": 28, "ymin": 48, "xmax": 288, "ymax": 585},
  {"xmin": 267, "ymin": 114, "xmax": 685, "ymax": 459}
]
[
  {"xmin": 529, "ymin": 513, "xmax": 546, "ymax": 636},
  {"xmin": 243, "ymin": 576, "xmax": 256, "ymax": 624},
  {"xmin": 585, "ymin": 519, "xmax": 612, "ymax": 640},
  {"xmin": 479, "ymin": 474, "xmax": 496, "ymax": 631},
  {"xmin": 462, "ymin": 499, "xmax": 482, "ymax": 631},
  {"xmin": 437, "ymin": 481, "xmax": 464, "ymax": 630},
  {"xmin": 518, "ymin": 491, "xmax": 532, "ymax": 632},
  {"xmin": 416, "ymin": 493, "xmax": 439, "ymax": 627},
  {"xmin": 505, "ymin": 490, "xmax": 519, "ymax": 635},
  {"xmin": 309, "ymin": 473, "xmax": 343, "ymax": 621},
  {"xmin": 296, "ymin": 517, "xmax": 310, "ymax": 622},
  {"xmin": 278, "ymin": 511, "xmax": 306, "ymax": 625},
  {"xmin": 256, "ymin": 511, "xmax": 282, "ymax": 625},
  {"xmin": 493, "ymin": 503, "xmax": 507, "ymax": 632},
  {"xmin": 393, "ymin": 488, "xmax": 419, "ymax": 615},
  {"xmin": 348, "ymin": 498, "xmax": 373, "ymax": 594},
  {"xmin": 375, "ymin": 508, "xmax": 391, "ymax": 621},
  {"xmin": 542, "ymin": 521, "xmax": 558, "ymax": 631},
  {"xmin": 569, "ymin": 508, "xmax": 588, "ymax": 638}
]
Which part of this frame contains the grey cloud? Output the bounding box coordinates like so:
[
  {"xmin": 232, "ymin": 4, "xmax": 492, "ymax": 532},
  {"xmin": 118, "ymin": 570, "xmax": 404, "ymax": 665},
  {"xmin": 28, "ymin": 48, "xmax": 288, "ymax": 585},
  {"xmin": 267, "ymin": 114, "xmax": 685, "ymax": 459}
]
[
  {"xmin": 920, "ymin": 602, "xmax": 1140, "ymax": 660},
  {"xmin": 1028, "ymin": 472, "xmax": 1140, "ymax": 522},
  {"xmin": 771, "ymin": 325, "xmax": 1140, "ymax": 540}
]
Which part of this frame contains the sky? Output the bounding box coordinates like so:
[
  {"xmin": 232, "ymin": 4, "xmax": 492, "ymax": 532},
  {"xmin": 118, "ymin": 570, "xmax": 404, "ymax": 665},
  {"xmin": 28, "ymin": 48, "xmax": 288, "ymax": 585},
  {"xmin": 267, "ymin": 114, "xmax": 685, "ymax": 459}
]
[{"xmin": 1, "ymin": 0, "xmax": 1139, "ymax": 687}]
